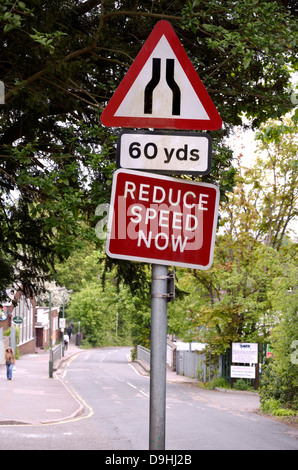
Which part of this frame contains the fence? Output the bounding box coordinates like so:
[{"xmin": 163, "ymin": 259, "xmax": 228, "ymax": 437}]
[
  {"xmin": 0, "ymin": 328, "xmax": 3, "ymax": 365},
  {"xmin": 52, "ymin": 343, "xmax": 62, "ymax": 368},
  {"xmin": 137, "ymin": 343, "xmax": 220, "ymax": 381},
  {"xmin": 137, "ymin": 345, "xmax": 150, "ymax": 365},
  {"xmin": 176, "ymin": 350, "xmax": 220, "ymax": 381},
  {"xmin": 0, "ymin": 327, "xmax": 10, "ymax": 364}
]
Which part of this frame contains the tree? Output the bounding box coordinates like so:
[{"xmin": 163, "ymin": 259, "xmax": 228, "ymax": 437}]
[
  {"xmin": 54, "ymin": 244, "xmax": 151, "ymax": 348},
  {"xmin": 259, "ymin": 290, "xmax": 298, "ymax": 412},
  {"xmin": 65, "ymin": 276, "xmax": 150, "ymax": 347},
  {"xmin": 0, "ymin": 0, "xmax": 297, "ymax": 298},
  {"xmin": 168, "ymin": 115, "xmax": 298, "ymax": 353},
  {"xmin": 252, "ymin": 117, "xmax": 298, "ymax": 248}
]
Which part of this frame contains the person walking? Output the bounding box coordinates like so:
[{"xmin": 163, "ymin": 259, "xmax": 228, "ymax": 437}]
[
  {"xmin": 63, "ymin": 333, "xmax": 69, "ymax": 351},
  {"xmin": 67, "ymin": 325, "xmax": 72, "ymax": 341},
  {"xmin": 5, "ymin": 347, "xmax": 16, "ymax": 380}
]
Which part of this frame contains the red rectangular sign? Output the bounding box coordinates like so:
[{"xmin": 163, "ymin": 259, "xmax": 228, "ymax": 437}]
[{"xmin": 106, "ymin": 170, "xmax": 219, "ymax": 270}]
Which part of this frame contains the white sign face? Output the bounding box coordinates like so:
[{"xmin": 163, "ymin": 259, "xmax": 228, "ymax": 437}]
[
  {"xmin": 117, "ymin": 131, "xmax": 212, "ymax": 175},
  {"xmin": 231, "ymin": 366, "xmax": 256, "ymax": 379},
  {"xmin": 114, "ymin": 35, "xmax": 210, "ymax": 122},
  {"xmin": 232, "ymin": 343, "xmax": 258, "ymax": 364},
  {"xmin": 59, "ymin": 318, "xmax": 66, "ymax": 329}
]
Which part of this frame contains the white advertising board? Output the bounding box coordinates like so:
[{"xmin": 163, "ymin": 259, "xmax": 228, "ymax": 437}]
[
  {"xmin": 231, "ymin": 366, "xmax": 256, "ymax": 379},
  {"xmin": 232, "ymin": 343, "xmax": 258, "ymax": 364}
]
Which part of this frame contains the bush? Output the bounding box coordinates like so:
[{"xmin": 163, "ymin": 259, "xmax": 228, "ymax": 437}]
[
  {"xmin": 260, "ymin": 362, "xmax": 298, "ymax": 412},
  {"xmin": 259, "ymin": 293, "xmax": 298, "ymax": 413},
  {"xmin": 206, "ymin": 377, "xmax": 230, "ymax": 390},
  {"xmin": 233, "ymin": 379, "xmax": 254, "ymax": 391},
  {"xmin": 260, "ymin": 398, "xmax": 296, "ymax": 416}
]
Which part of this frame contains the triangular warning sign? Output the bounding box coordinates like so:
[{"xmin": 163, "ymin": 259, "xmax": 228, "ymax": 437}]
[{"xmin": 101, "ymin": 21, "xmax": 222, "ymax": 131}]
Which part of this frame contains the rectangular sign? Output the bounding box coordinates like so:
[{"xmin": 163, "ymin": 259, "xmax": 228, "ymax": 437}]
[
  {"xmin": 232, "ymin": 343, "xmax": 258, "ymax": 364},
  {"xmin": 116, "ymin": 131, "xmax": 212, "ymax": 175},
  {"xmin": 106, "ymin": 169, "xmax": 220, "ymax": 270},
  {"xmin": 231, "ymin": 366, "xmax": 256, "ymax": 379}
]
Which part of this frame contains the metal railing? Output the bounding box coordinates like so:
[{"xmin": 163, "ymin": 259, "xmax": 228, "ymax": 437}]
[
  {"xmin": 52, "ymin": 343, "xmax": 62, "ymax": 366},
  {"xmin": 137, "ymin": 345, "xmax": 150, "ymax": 365}
]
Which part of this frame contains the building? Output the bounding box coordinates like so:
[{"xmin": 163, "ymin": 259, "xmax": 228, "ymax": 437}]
[
  {"xmin": 0, "ymin": 287, "xmax": 36, "ymax": 355},
  {"xmin": 35, "ymin": 306, "xmax": 60, "ymax": 350},
  {"xmin": 0, "ymin": 286, "xmax": 61, "ymax": 360}
]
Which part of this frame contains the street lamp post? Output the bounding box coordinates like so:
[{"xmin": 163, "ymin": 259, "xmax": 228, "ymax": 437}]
[
  {"xmin": 49, "ymin": 287, "xmax": 72, "ymax": 378},
  {"xmin": 49, "ymin": 292, "xmax": 53, "ymax": 378},
  {"xmin": 62, "ymin": 292, "xmax": 65, "ymax": 357}
]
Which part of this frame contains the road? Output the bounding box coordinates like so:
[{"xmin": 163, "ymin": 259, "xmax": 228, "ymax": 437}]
[{"xmin": 0, "ymin": 347, "xmax": 297, "ymax": 451}]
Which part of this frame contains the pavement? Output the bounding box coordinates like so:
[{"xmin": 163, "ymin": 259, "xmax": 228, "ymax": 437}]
[
  {"xmin": 0, "ymin": 340, "xmax": 258, "ymax": 426},
  {"xmin": 0, "ymin": 337, "xmax": 86, "ymax": 425}
]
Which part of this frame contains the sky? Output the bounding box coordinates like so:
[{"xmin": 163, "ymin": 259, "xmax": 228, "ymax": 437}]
[{"xmin": 226, "ymin": 111, "xmax": 298, "ymax": 239}]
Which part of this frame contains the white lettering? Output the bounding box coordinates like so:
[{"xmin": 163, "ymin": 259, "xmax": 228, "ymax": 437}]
[
  {"xmin": 172, "ymin": 235, "xmax": 188, "ymax": 252},
  {"xmin": 198, "ymin": 193, "xmax": 209, "ymax": 210},
  {"xmin": 183, "ymin": 191, "xmax": 196, "ymax": 209},
  {"xmin": 159, "ymin": 209, "xmax": 170, "ymax": 227},
  {"xmin": 139, "ymin": 183, "xmax": 150, "ymax": 201},
  {"xmin": 168, "ymin": 188, "xmax": 181, "ymax": 206},
  {"xmin": 138, "ymin": 230, "xmax": 189, "ymax": 253},
  {"xmin": 130, "ymin": 205, "xmax": 142, "ymax": 224},
  {"xmin": 153, "ymin": 185, "xmax": 166, "ymax": 203},
  {"xmin": 124, "ymin": 181, "xmax": 136, "ymax": 199},
  {"xmin": 138, "ymin": 230, "xmax": 152, "ymax": 248},
  {"xmin": 185, "ymin": 214, "xmax": 198, "ymax": 231},
  {"xmin": 155, "ymin": 232, "xmax": 169, "ymax": 251},
  {"xmin": 155, "ymin": 232, "xmax": 169, "ymax": 250},
  {"xmin": 105, "ymin": 454, "xmax": 140, "ymax": 467},
  {"xmin": 145, "ymin": 208, "xmax": 157, "ymax": 224},
  {"xmin": 172, "ymin": 211, "xmax": 183, "ymax": 230}
]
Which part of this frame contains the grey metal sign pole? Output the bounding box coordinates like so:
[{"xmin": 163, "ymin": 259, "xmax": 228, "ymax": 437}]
[{"xmin": 149, "ymin": 263, "xmax": 168, "ymax": 450}]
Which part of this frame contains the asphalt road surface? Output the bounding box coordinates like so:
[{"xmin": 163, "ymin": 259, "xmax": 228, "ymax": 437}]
[{"xmin": 0, "ymin": 347, "xmax": 297, "ymax": 451}]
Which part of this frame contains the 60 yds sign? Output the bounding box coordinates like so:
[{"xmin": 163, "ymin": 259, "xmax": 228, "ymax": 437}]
[{"xmin": 117, "ymin": 130, "xmax": 212, "ymax": 175}]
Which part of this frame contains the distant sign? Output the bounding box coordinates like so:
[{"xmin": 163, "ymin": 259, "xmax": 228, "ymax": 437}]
[
  {"xmin": 59, "ymin": 318, "xmax": 66, "ymax": 329},
  {"xmin": 13, "ymin": 316, "xmax": 23, "ymax": 324},
  {"xmin": 231, "ymin": 366, "xmax": 256, "ymax": 379},
  {"xmin": 106, "ymin": 169, "xmax": 220, "ymax": 270},
  {"xmin": 232, "ymin": 343, "xmax": 258, "ymax": 364},
  {"xmin": 117, "ymin": 130, "xmax": 212, "ymax": 175},
  {"xmin": 0, "ymin": 307, "xmax": 7, "ymax": 321}
]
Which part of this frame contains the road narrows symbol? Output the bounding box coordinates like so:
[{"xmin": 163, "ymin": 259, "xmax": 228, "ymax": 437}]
[
  {"xmin": 166, "ymin": 59, "xmax": 181, "ymax": 115},
  {"xmin": 144, "ymin": 58, "xmax": 161, "ymax": 114},
  {"xmin": 144, "ymin": 58, "xmax": 181, "ymax": 116}
]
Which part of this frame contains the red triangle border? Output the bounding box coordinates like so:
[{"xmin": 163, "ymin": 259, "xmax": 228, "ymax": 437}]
[{"xmin": 100, "ymin": 21, "xmax": 222, "ymax": 131}]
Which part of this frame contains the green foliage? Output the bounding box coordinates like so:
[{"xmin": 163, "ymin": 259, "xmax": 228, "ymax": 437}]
[
  {"xmin": 66, "ymin": 280, "xmax": 131, "ymax": 347},
  {"xmin": 168, "ymin": 116, "xmax": 298, "ymax": 360},
  {"xmin": 233, "ymin": 379, "xmax": 254, "ymax": 391},
  {"xmin": 59, "ymin": 246, "xmax": 152, "ymax": 348},
  {"xmin": 54, "ymin": 244, "xmax": 102, "ymax": 293},
  {"xmin": 181, "ymin": 0, "xmax": 297, "ymax": 127},
  {"xmin": 259, "ymin": 294, "xmax": 298, "ymax": 412},
  {"xmin": 0, "ymin": 0, "xmax": 33, "ymax": 33},
  {"xmin": 260, "ymin": 398, "xmax": 296, "ymax": 416},
  {"xmin": 205, "ymin": 377, "xmax": 230, "ymax": 390},
  {"xmin": 29, "ymin": 28, "xmax": 67, "ymax": 54},
  {"xmin": 1, "ymin": 0, "xmax": 297, "ymax": 297}
]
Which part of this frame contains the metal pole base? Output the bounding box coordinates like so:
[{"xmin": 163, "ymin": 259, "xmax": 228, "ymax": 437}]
[{"xmin": 149, "ymin": 264, "xmax": 168, "ymax": 450}]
